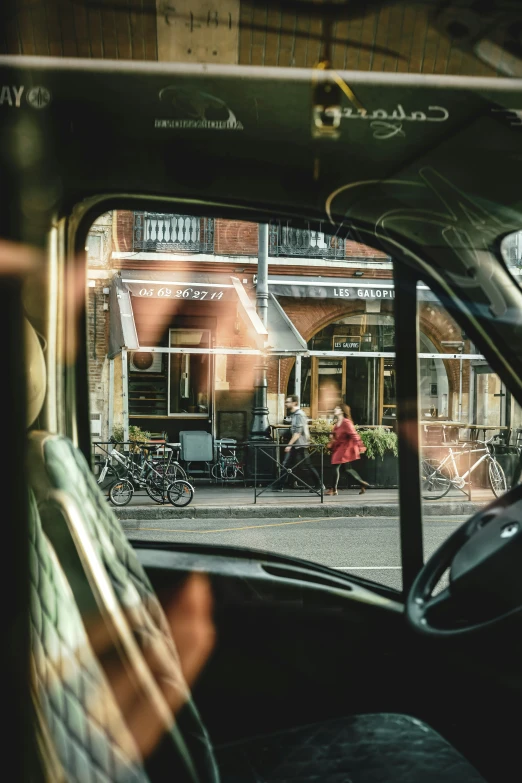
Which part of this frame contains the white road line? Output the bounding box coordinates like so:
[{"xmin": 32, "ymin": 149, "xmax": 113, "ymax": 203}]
[{"xmin": 332, "ymin": 566, "xmax": 401, "ymax": 570}]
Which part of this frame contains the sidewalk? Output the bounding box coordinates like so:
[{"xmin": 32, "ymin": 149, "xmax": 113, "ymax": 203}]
[{"xmin": 111, "ymin": 485, "xmax": 495, "ymax": 520}]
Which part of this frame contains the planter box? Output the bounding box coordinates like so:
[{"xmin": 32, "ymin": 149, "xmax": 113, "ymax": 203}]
[
  {"xmin": 352, "ymin": 452, "xmax": 398, "ymax": 489},
  {"xmin": 319, "ymin": 451, "xmax": 398, "ymax": 489}
]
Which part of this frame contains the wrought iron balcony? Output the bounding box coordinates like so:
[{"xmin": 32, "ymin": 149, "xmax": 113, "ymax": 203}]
[
  {"xmin": 133, "ymin": 212, "xmax": 214, "ymax": 253},
  {"xmin": 269, "ymin": 222, "xmax": 348, "ymax": 258}
]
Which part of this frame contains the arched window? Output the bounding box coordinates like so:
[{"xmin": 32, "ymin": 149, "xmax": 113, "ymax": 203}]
[
  {"xmin": 287, "ymin": 315, "xmax": 450, "ymax": 425},
  {"xmin": 419, "ymin": 333, "xmax": 449, "ymax": 418}
]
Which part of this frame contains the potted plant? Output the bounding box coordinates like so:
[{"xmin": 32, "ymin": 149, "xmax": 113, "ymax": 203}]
[
  {"xmin": 355, "ymin": 427, "xmax": 398, "ymax": 488},
  {"xmin": 112, "ymin": 425, "xmax": 151, "ymax": 453},
  {"xmin": 309, "ymin": 418, "xmax": 332, "ymax": 448}
]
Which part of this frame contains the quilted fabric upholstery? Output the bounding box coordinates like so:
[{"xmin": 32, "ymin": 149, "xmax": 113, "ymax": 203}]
[
  {"xmin": 28, "ymin": 432, "xmax": 220, "ymax": 783},
  {"xmin": 29, "ymin": 490, "xmax": 149, "ymax": 783},
  {"xmin": 216, "ymin": 713, "xmax": 486, "ymax": 783}
]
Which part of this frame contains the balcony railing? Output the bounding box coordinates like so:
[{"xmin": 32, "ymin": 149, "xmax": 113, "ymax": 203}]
[
  {"xmin": 133, "ymin": 213, "xmax": 214, "ymax": 253},
  {"xmin": 269, "ymin": 222, "xmax": 348, "ymax": 259}
]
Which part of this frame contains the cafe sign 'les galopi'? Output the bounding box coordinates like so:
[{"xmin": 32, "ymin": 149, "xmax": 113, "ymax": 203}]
[
  {"xmin": 268, "ymin": 281, "xmax": 396, "ymax": 299},
  {"xmin": 329, "ymin": 103, "xmax": 450, "ymax": 140},
  {"xmin": 334, "ymin": 287, "xmax": 395, "ymax": 299}
]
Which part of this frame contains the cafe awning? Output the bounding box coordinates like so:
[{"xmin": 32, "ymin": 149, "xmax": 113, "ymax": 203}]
[
  {"xmin": 109, "ymin": 271, "xmax": 304, "ymax": 355},
  {"xmin": 266, "ymin": 293, "xmax": 307, "ymax": 353},
  {"xmin": 108, "ymin": 276, "xmax": 138, "ymax": 357},
  {"xmin": 267, "ymin": 276, "xmax": 439, "ymax": 301}
]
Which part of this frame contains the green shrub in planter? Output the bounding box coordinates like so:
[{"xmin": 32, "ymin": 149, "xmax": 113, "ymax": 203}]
[
  {"xmin": 309, "ymin": 418, "xmax": 333, "ymax": 447},
  {"xmin": 310, "ymin": 421, "xmax": 398, "ymax": 459},
  {"xmin": 357, "ymin": 428, "xmax": 398, "ymax": 488},
  {"xmin": 357, "ymin": 427, "xmax": 398, "ymax": 460},
  {"xmin": 112, "ymin": 425, "xmax": 151, "ymax": 452}
]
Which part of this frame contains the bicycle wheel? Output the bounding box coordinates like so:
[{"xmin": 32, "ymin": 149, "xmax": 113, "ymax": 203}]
[
  {"xmin": 166, "ymin": 480, "xmax": 194, "ymax": 507},
  {"xmin": 211, "ymin": 462, "xmax": 223, "ymax": 480},
  {"xmin": 145, "ymin": 478, "xmax": 166, "ymax": 504},
  {"xmin": 168, "ymin": 462, "xmax": 188, "ymax": 481},
  {"xmin": 154, "ymin": 461, "xmax": 188, "ymax": 482},
  {"xmin": 421, "ymin": 458, "xmax": 451, "ymax": 500},
  {"xmin": 224, "ymin": 463, "xmax": 238, "ymax": 480},
  {"xmin": 488, "ymin": 459, "xmax": 507, "ymax": 497},
  {"xmin": 109, "ymin": 478, "xmax": 134, "ymax": 506}
]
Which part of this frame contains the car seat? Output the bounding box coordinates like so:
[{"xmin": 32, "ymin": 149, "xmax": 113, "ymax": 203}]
[{"xmin": 26, "ymin": 319, "xmax": 485, "ymax": 782}]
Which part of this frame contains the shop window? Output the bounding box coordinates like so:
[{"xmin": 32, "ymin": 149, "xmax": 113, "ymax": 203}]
[
  {"xmin": 168, "ymin": 329, "xmax": 210, "ymax": 416},
  {"xmin": 86, "ymin": 233, "xmax": 103, "ymax": 265},
  {"xmin": 289, "ymin": 313, "xmax": 454, "ymax": 430},
  {"xmin": 299, "ymin": 314, "xmax": 398, "ymax": 426}
]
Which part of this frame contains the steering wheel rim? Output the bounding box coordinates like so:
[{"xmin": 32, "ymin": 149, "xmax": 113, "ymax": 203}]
[{"xmin": 406, "ymin": 506, "xmax": 522, "ymax": 637}]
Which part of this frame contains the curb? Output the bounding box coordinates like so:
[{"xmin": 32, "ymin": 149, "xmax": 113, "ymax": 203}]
[{"xmin": 113, "ymin": 501, "xmax": 485, "ymax": 522}]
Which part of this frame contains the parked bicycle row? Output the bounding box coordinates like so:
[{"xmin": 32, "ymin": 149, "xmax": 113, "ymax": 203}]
[
  {"xmin": 93, "ymin": 433, "xmax": 246, "ymax": 506},
  {"xmin": 95, "ymin": 438, "xmax": 193, "ymax": 506}
]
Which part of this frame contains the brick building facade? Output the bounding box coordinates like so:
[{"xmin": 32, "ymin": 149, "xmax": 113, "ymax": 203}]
[{"xmin": 85, "ymin": 208, "xmax": 509, "ymax": 446}]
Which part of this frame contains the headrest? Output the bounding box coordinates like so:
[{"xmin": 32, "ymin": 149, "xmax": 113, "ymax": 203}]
[{"xmin": 25, "ymin": 318, "xmax": 46, "ymax": 428}]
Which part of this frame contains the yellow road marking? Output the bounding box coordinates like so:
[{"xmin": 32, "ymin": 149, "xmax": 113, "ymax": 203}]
[{"xmin": 124, "ymin": 517, "xmax": 328, "ymax": 534}]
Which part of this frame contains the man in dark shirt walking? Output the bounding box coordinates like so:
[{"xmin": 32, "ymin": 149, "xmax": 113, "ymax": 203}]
[{"xmin": 272, "ymin": 395, "xmax": 323, "ymax": 492}]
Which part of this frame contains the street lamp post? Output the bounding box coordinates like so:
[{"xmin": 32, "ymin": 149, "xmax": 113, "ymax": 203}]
[{"xmin": 250, "ymin": 223, "xmax": 271, "ymax": 440}]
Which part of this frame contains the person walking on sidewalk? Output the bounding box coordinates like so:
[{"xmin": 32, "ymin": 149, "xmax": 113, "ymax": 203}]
[
  {"xmin": 327, "ymin": 404, "xmax": 370, "ymax": 495},
  {"xmin": 272, "ymin": 395, "xmax": 323, "ymax": 492}
]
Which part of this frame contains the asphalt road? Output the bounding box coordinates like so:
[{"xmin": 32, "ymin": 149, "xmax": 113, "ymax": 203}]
[{"xmin": 124, "ymin": 514, "xmax": 468, "ymax": 591}]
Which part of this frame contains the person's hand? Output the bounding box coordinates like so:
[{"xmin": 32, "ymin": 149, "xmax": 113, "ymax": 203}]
[{"xmin": 285, "ymin": 446, "xmax": 292, "ymax": 452}]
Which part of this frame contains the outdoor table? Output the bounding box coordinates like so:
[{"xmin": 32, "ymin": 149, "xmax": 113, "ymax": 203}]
[
  {"xmin": 420, "ymin": 422, "xmax": 509, "ymax": 450},
  {"xmin": 421, "ymin": 422, "xmax": 508, "ymax": 435},
  {"xmin": 467, "ymin": 425, "xmax": 509, "ymax": 441}
]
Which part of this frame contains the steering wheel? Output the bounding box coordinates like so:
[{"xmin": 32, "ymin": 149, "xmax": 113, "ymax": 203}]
[{"xmin": 406, "ymin": 488, "xmax": 522, "ymax": 637}]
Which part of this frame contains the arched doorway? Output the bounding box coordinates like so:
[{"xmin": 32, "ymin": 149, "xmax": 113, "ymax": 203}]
[
  {"xmin": 419, "ymin": 333, "xmax": 449, "ymax": 418},
  {"xmin": 287, "ymin": 314, "xmax": 450, "ymax": 425}
]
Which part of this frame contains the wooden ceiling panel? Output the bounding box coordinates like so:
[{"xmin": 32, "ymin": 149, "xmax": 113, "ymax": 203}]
[
  {"xmin": 1, "ymin": 0, "xmax": 521, "ymax": 77},
  {"xmin": 1, "ymin": 0, "xmax": 157, "ymax": 59}
]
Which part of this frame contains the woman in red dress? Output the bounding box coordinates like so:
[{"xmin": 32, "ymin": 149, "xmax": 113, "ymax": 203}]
[{"xmin": 326, "ymin": 404, "xmax": 370, "ymax": 496}]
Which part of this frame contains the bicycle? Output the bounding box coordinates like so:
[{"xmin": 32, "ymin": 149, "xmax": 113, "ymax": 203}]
[
  {"xmin": 105, "ymin": 439, "xmax": 187, "ymax": 505},
  {"xmin": 421, "ymin": 435, "xmax": 507, "ymax": 500},
  {"xmin": 141, "ymin": 442, "xmax": 188, "ymax": 502},
  {"xmin": 211, "ymin": 439, "xmax": 244, "ymax": 482}
]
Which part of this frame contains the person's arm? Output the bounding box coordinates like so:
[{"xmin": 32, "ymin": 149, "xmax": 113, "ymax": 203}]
[
  {"xmin": 344, "ymin": 419, "xmax": 357, "ymax": 438},
  {"xmin": 285, "ymin": 412, "xmax": 304, "ymax": 451},
  {"xmin": 286, "ymin": 431, "xmax": 300, "ymax": 449},
  {"xmin": 346, "ymin": 419, "xmax": 365, "ymax": 449}
]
